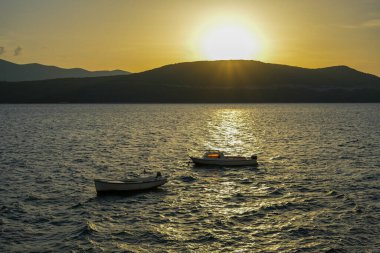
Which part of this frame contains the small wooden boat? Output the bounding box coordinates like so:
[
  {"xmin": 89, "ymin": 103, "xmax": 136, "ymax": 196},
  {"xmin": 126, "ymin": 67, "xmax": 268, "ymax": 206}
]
[
  {"xmin": 94, "ymin": 172, "xmax": 168, "ymax": 194},
  {"xmin": 190, "ymin": 151, "xmax": 258, "ymax": 166}
]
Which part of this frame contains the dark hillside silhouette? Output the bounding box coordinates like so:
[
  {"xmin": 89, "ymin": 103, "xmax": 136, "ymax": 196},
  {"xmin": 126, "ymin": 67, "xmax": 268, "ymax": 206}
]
[
  {"xmin": 0, "ymin": 60, "xmax": 379, "ymax": 103},
  {"xmin": 0, "ymin": 59, "xmax": 130, "ymax": 82}
]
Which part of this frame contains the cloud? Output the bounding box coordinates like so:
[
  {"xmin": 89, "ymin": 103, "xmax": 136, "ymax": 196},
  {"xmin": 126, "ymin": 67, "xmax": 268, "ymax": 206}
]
[
  {"xmin": 14, "ymin": 46, "xmax": 22, "ymax": 56},
  {"xmin": 0, "ymin": 46, "xmax": 4, "ymax": 55},
  {"xmin": 363, "ymin": 18, "xmax": 380, "ymax": 28},
  {"xmin": 342, "ymin": 18, "xmax": 380, "ymax": 29}
]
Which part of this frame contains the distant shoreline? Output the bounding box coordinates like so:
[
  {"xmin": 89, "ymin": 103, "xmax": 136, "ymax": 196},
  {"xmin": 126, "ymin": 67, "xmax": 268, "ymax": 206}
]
[
  {"xmin": 1, "ymin": 102, "xmax": 380, "ymax": 104},
  {"xmin": 1, "ymin": 60, "xmax": 380, "ymax": 103}
]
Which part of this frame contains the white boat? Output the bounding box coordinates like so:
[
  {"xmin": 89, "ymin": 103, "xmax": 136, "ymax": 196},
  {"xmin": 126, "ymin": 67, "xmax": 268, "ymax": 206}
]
[
  {"xmin": 94, "ymin": 173, "xmax": 168, "ymax": 194},
  {"xmin": 190, "ymin": 151, "xmax": 258, "ymax": 166}
]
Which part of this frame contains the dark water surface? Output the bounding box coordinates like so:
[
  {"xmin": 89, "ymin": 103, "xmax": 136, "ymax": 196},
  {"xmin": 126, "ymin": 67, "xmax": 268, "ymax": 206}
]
[{"xmin": 0, "ymin": 104, "xmax": 379, "ymax": 252}]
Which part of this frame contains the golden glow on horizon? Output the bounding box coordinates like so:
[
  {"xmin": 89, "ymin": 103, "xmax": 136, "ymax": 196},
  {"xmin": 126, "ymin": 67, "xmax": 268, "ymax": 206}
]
[
  {"xmin": 1, "ymin": 1, "xmax": 380, "ymax": 75},
  {"xmin": 200, "ymin": 24, "xmax": 260, "ymax": 60}
]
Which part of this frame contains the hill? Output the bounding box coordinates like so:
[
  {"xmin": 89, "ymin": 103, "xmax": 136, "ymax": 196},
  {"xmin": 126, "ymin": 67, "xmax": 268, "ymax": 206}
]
[
  {"xmin": 0, "ymin": 59, "xmax": 130, "ymax": 82},
  {"xmin": 0, "ymin": 60, "xmax": 379, "ymax": 103}
]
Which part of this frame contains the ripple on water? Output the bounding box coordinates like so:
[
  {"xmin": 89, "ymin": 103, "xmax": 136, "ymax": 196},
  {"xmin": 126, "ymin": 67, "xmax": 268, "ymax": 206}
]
[
  {"xmin": 0, "ymin": 104, "xmax": 379, "ymax": 252},
  {"xmin": 179, "ymin": 175, "xmax": 197, "ymax": 182}
]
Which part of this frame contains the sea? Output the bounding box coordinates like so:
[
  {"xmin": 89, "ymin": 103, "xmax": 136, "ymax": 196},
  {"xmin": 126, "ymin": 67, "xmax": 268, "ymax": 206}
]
[{"xmin": 0, "ymin": 104, "xmax": 379, "ymax": 252}]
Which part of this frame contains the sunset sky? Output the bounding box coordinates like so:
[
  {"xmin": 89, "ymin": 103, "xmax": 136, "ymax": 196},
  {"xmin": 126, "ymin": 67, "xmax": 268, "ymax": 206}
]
[{"xmin": 1, "ymin": 0, "xmax": 380, "ymax": 75}]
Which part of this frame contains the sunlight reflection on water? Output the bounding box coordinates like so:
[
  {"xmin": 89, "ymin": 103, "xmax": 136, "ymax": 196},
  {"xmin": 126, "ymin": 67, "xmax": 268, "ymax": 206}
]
[{"xmin": 208, "ymin": 109, "xmax": 249, "ymax": 152}]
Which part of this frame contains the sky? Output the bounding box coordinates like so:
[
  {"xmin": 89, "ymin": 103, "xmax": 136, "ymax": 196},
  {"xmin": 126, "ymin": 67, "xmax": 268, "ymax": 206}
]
[{"xmin": 0, "ymin": 0, "xmax": 380, "ymax": 75}]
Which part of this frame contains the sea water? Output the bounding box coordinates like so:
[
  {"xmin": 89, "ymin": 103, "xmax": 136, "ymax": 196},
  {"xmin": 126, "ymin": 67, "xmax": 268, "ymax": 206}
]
[{"xmin": 0, "ymin": 104, "xmax": 379, "ymax": 252}]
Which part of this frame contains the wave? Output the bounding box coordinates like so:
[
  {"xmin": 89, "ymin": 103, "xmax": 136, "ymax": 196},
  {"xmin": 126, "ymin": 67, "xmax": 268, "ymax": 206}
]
[
  {"xmin": 239, "ymin": 178, "xmax": 253, "ymax": 184},
  {"xmin": 187, "ymin": 232, "xmax": 218, "ymax": 243},
  {"xmin": 259, "ymin": 201, "xmax": 297, "ymax": 212},
  {"xmin": 179, "ymin": 175, "xmax": 197, "ymax": 182},
  {"xmin": 139, "ymin": 231, "xmax": 169, "ymax": 244},
  {"xmin": 269, "ymin": 188, "xmax": 285, "ymax": 196},
  {"xmin": 24, "ymin": 194, "xmax": 44, "ymax": 202},
  {"xmin": 270, "ymin": 156, "xmax": 286, "ymax": 160},
  {"xmin": 71, "ymin": 221, "xmax": 99, "ymax": 240}
]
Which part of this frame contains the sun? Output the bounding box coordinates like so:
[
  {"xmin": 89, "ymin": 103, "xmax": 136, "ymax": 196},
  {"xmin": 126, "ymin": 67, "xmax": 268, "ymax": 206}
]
[{"xmin": 199, "ymin": 23, "xmax": 260, "ymax": 60}]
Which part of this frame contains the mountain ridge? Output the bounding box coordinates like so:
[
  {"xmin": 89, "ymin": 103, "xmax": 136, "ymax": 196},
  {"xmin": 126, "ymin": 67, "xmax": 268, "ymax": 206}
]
[
  {"xmin": 131, "ymin": 60, "xmax": 379, "ymax": 89},
  {"xmin": 1, "ymin": 60, "xmax": 379, "ymax": 103},
  {"xmin": 0, "ymin": 59, "xmax": 130, "ymax": 81}
]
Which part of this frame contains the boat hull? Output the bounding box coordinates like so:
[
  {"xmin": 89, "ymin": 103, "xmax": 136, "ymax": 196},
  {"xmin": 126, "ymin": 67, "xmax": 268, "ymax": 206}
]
[
  {"xmin": 94, "ymin": 176, "xmax": 168, "ymax": 194},
  {"xmin": 190, "ymin": 157, "xmax": 258, "ymax": 166}
]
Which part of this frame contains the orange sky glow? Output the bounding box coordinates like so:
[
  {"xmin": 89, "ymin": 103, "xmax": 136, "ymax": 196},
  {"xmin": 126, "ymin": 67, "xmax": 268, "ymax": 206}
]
[{"xmin": 1, "ymin": 0, "xmax": 379, "ymax": 75}]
